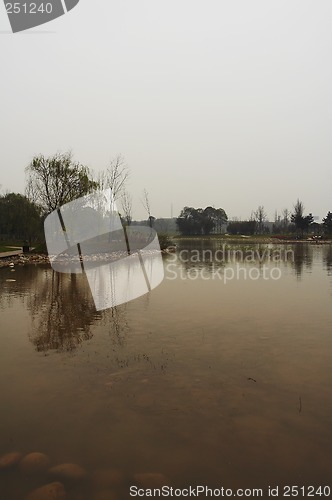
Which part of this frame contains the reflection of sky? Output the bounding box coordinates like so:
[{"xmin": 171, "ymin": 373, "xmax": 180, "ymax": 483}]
[
  {"xmin": 85, "ymin": 256, "xmax": 148, "ymax": 311},
  {"xmin": 166, "ymin": 242, "xmax": 332, "ymax": 283},
  {"xmin": 1, "ymin": 242, "xmax": 332, "ymax": 490},
  {"xmin": 84, "ymin": 238, "xmax": 164, "ymax": 310}
]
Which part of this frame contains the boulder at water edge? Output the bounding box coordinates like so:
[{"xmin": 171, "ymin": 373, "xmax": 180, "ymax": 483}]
[
  {"xmin": 25, "ymin": 482, "xmax": 66, "ymax": 500},
  {"xmin": 48, "ymin": 463, "xmax": 86, "ymax": 481},
  {"xmin": 20, "ymin": 452, "xmax": 51, "ymax": 474},
  {"xmin": 0, "ymin": 451, "xmax": 23, "ymax": 470}
]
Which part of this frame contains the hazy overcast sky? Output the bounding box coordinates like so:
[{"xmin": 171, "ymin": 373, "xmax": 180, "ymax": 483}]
[{"xmin": 1, "ymin": 1, "xmax": 331, "ymax": 220}]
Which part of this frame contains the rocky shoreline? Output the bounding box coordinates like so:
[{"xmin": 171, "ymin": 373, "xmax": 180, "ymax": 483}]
[
  {"xmin": 0, "ymin": 450, "xmax": 168, "ymax": 500},
  {"xmin": 1, "ymin": 238, "xmax": 330, "ymax": 270},
  {"xmin": 174, "ymin": 236, "xmax": 332, "ymax": 244},
  {"xmin": 0, "ymin": 253, "xmax": 49, "ymax": 269},
  {"xmin": 0, "ymin": 248, "xmax": 168, "ymax": 269}
]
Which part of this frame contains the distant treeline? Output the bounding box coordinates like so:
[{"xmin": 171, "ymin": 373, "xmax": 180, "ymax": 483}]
[
  {"xmin": 176, "ymin": 203, "xmax": 332, "ymax": 237},
  {"xmin": 1, "ymin": 150, "xmax": 332, "ymax": 244}
]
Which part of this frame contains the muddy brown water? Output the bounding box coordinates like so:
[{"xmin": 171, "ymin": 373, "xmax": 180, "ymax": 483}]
[{"xmin": 1, "ymin": 242, "xmax": 332, "ymax": 498}]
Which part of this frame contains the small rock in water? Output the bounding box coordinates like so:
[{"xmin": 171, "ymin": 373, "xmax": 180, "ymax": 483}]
[
  {"xmin": 133, "ymin": 472, "xmax": 168, "ymax": 488},
  {"xmin": 0, "ymin": 451, "xmax": 23, "ymax": 470},
  {"xmin": 91, "ymin": 468, "xmax": 126, "ymax": 489},
  {"xmin": 25, "ymin": 481, "xmax": 66, "ymax": 500},
  {"xmin": 20, "ymin": 452, "xmax": 51, "ymax": 474},
  {"xmin": 93, "ymin": 491, "xmax": 119, "ymax": 500},
  {"xmin": 48, "ymin": 463, "xmax": 86, "ymax": 481}
]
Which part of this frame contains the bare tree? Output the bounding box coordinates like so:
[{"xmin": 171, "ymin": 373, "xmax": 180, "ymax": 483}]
[
  {"xmin": 25, "ymin": 175, "xmax": 39, "ymax": 205},
  {"xmin": 254, "ymin": 205, "xmax": 267, "ymax": 234},
  {"xmin": 142, "ymin": 189, "xmax": 154, "ymax": 228},
  {"xmin": 98, "ymin": 155, "xmax": 129, "ymax": 201},
  {"xmin": 274, "ymin": 210, "xmax": 281, "ymax": 224},
  {"xmin": 121, "ymin": 190, "xmax": 133, "ymax": 226},
  {"xmin": 282, "ymin": 208, "xmax": 290, "ymax": 232},
  {"xmin": 142, "ymin": 189, "xmax": 151, "ymax": 216}
]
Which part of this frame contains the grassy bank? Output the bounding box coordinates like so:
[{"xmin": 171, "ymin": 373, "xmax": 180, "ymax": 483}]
[
  {"xmin": 0, "ymin": 238, "xmax": 28, "ymax": 252},
  {"xmin": 173, "ymin": 234, "xmax": 332, "ymax": 244}
]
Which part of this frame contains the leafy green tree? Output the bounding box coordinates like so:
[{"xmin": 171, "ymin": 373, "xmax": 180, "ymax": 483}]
[
  {"xmin": 322, "ymin": 211, "xmax": 332, "ymax": 234},
  {"xmin": 202, "ymin": 207, "xmax": 227, "ymax": 234},
  {"xmin": 0, "ymin": 193, "xmax": 42, "ymax": 243},
  {"xmin": 176, "ymin": 207, "xmax": 200, "ymax": 235},
  {"xmin": 291, "ymin": 199, "xmax": 314, "ymax": 237},
  {"xmin": 177, "ymin": 206, "xmax": 227, "ymax": 235},
  {"xmin": 201, "ymin": 207, "xmax": 215, "ymax": 235},
  {"xmin": 26, "ymin": 152, "xmax": 97, "ymax": 214},
  {"xmin": 227, "ymin": 220, "xmax": 257, "ymax": 235}
]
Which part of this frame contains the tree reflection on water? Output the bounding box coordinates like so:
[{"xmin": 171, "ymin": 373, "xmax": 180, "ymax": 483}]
[
  {"xmin": 0, "ymin": 264, "xmax": 129, "ymax": 353},
  {"xmin": 291, "ymin": 243, "xmax": 313, "ymax": 277},
  {"xmin": 27, "ymin": 270, "xmax": 98, "ymax": 352},
  {"xmin": 27, "ymin": 269, "xmax": 131, "ymax": 352},
  {"xmin": 1, "ymin": 241, "xmax": 331, "ymax": 352},
  {"xmin": 323, "ymin": 244, "xmax": 332, "ymax": 275}
]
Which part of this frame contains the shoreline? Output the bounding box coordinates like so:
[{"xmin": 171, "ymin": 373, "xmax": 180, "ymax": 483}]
[
  {"xmin": 1, "ymin": 237, "xmax": 331, "ymax": 269},
  {"xmin": 173, "ymin": 236, "xmax": 332, "ymax": 245},
  {"xmin": 0, "ymin": 253, "xmax": 49, "ymax": 269}
]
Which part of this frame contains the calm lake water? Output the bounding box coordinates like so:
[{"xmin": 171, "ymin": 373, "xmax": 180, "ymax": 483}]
[{"xmin": 1, "ymin": 241, "xmax": 332, "ymax": 499}]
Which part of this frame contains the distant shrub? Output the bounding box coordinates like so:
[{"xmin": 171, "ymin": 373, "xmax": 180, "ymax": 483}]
[{"xmin": 157, "ymin": 233, "xmax": 173, "ymax": 250}]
